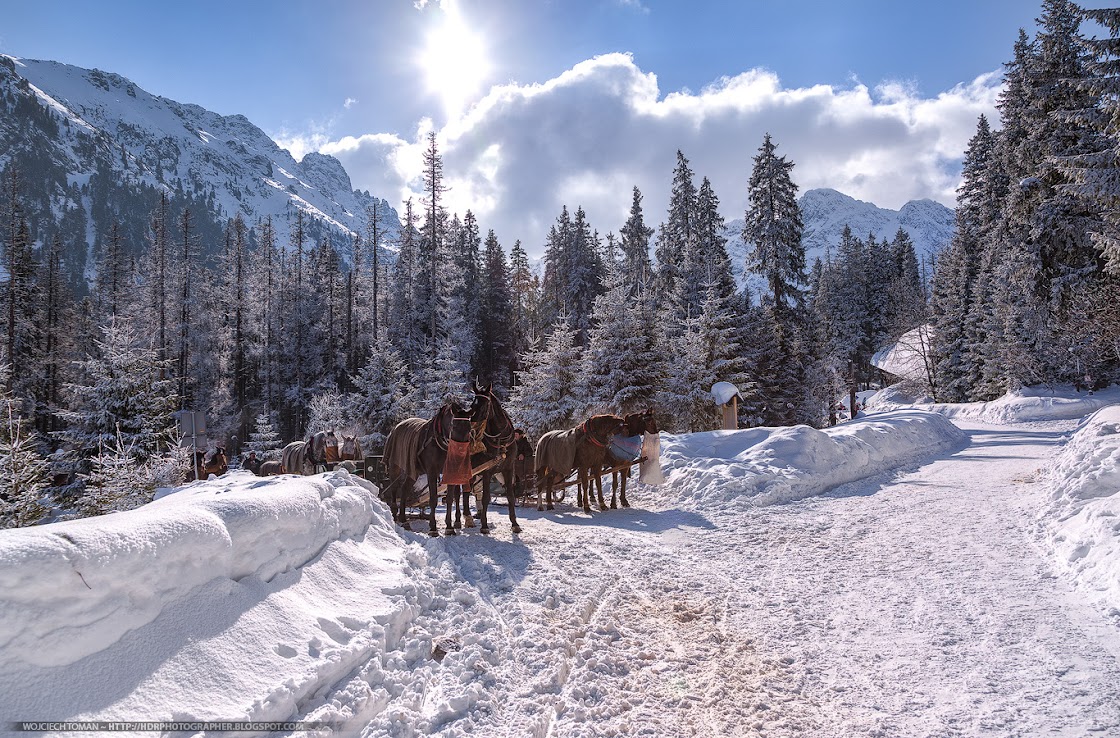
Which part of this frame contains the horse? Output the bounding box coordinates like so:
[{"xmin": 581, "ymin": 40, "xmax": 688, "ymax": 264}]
[
  {"xmin": 607, "ymin": 409, "xmax": 658, "ymax": 509},
  {"xmin": 281, "ymin": 431, "xmax": 329, "ymax": 476},
  {"xmin": 340, "ymin": 434, "xmax": 364, "ymax": 462},
  {"xmin": 467, "ymin": 382, "xmax": 521, "ymax": 535},
  {"xmin": 536, "ymin": 414, "xmax": 625, "ymax": 513},
  {"xmin": 186, "ymin": 447, "xmax": 228, "ymax": 481},
  {"xmin": 258, "ymin": 460, "xmax": 283, "ymax": 476},
  {"xmin": 382, "ymin": 395, "xmax": 490, "ymax": 536},
  {"xmin": 573, "ymin": 414, "xmax": 627, "ymax": 512}
]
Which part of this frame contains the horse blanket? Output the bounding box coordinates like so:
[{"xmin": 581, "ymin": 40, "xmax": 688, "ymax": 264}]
[
  {"xmin": 609, "ymin": 435, "xmax": 643, "ymax": 464},
  {"xmin": 536, "ymin": 427, "xmax": 581, "ymax": 478},
  {"xmin": 443, "ymin": 439, "xmax": 472, "ymax": 485},
  {"xmin": 384, "ymin": 418, "xmax": 427, "ymax": 482}
]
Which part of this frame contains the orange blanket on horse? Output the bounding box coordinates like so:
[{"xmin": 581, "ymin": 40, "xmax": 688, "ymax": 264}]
[{"xmin": 442, "ymin": 439, "xmax": 473, "ymax": 485}]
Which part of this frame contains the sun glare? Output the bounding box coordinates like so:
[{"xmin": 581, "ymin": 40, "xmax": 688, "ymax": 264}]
[{"xmin": 418, "ymin": 5, "xmax": 492, "ymax": 116}]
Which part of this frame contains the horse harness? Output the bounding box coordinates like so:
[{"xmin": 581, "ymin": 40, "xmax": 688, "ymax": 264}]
[{"xmin": 579, "ymin": 419, "xmax": 613, "ymax": 448}]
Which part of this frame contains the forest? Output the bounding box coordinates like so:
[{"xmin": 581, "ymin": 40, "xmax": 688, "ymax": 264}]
[{"xmin": 1, "ymin": 0, "xmax": 1119, "ymax": 527}]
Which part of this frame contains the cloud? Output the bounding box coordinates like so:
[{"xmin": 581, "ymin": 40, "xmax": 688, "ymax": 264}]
[
  {"xmin": 319, "ymin": 53, "xmax": 1002, "ymax": 256},
  {"xmin": 343, "ymin": 97, "xmax": 358, "ymax": 109},
  {"xmin": 617, "ymin": 0, "xmax": 651, "ymax": 14}
]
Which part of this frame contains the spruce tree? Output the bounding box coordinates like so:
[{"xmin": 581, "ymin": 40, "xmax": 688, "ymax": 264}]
[
  {"xmin": 619, "ymin": 186, "xmax": 654, "ymax": 298},
  {"xmin": 510, "ymin": 317, "xmax": 585, "ymax": 438}
]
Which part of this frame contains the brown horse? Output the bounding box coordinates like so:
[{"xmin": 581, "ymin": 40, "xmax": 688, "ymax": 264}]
[
  {"xmin": 536, "ymin": 414, "xmax": 625, "ymax": 513},
  {"xmin": 186, "ymin": 447, "xmax": 228, "ymax": 481},
  {"xmin": 258, "ymin": 460, "xmax": 283, "ymax": 476},
  {"xmin": 607, "ymin": 409, "xmax": 658, "ymax": 508},
  {"xmin": 382, "ymin": 395, "xmax": 489, "ymax": 536},
  {"xmin": 468, "ymin": 382, "xmax": 521, "ymax": 534}
]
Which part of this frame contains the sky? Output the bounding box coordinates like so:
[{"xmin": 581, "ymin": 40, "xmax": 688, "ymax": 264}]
[{"xmin": 1, "ymin": 0, "xmax": 1113, "ymax": 250}]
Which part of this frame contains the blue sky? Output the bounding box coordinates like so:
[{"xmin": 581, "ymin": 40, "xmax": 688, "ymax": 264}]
[{"xmin": 1, "ymin": 0, "xmax": 1108, "ymax": 250}]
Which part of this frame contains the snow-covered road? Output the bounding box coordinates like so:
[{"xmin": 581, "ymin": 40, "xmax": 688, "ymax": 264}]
[{"xmin": 342, "ymin": 417, "xmax": 1120, "ymax": 737}]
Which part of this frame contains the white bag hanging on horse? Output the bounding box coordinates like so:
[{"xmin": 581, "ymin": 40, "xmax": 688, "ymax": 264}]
[{"xmin": 639, "ymin": 432, "xmax": 665, "ymax": 485}]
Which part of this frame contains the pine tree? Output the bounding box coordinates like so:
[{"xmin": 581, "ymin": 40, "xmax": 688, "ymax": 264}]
[
  {"xmin": 59, "ymin": 318, "xmax": 180, "ymax": 464},
  {"xmin": 655, "ymin": 151, "xmax": 697, "ymax": 305},
  {"xmin": 619, "ymin": 186, "xmax": 654, "ymax": 298},
  {"xmin": 351, "ymin": 342, "xmax": 409, "ymax": 448},
  {"xmin": 744, "ymin": 133, "xmax": 806, "ymax": 310},
  {"xmin": 247, "ymin": 412, "xmax": 284, "ymax": 459},
  {"xmin": 477, "ymin": 229, "xmax": 514, "ymax": 388},
  {"xmin": 1061, "ymin": 7, "xmax": 1120, "ymax": 275},
  {"xmin": 0, "ymin": 364, "xmax": 49, "ymax": 528},
  {"xmin": 510, "ymin": 317, "xmax": 585, "ymax": 438}
]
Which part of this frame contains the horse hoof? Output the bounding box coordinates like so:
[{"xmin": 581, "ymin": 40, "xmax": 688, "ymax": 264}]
[
  {"xmin": 621, "ymin": 502, "xmax": 630, "ymax": 508},
  {"xmin": 511, "ymin": 524, "xmax": 521, "ymax": 533},
  {"xmin": 466, "ymin": 518, "xmax": 476, "ymax": 528},
  {"xmin": 610, "ymin": 503, "xmax": 617, "ymax": 509},
  {"xmin": 445, "ymin": 528, "xmax": 458, "ymax": 536},
  {"xmin": 546, "ymin": 505, "xmax": 555, "ymax": 511},
  {"xmin": 428, "ymin": 530, "xmax": 439, "ymax": 537},
  {"xmin": 480, "ymin": 527, "xmax": 490, "ymax": 535},
  {"xmin": 537, "ymin": 506, "xmax": 544, "ymax": 511}
]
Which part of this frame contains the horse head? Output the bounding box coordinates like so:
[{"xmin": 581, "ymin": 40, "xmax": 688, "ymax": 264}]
[
  {"xmin": 623, "ymin": 408, "xmax": 658, "ymax": 437},
  {"xmin": 585, "ymin": 414, "xmax": 626, "ymax": 444},
  {"xmin": 473, "ymin": 383, "xmax": 513, "ymax": 450},
  {"xmin": 340, "ymin": 434, "xmax": 363, "ymax": 461}
]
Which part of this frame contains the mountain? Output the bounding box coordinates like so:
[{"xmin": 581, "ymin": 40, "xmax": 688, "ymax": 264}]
[
  {"xmin": 0, "ymin": 55, "xmax": 399, "ymax": 293},
  {"xmin": 725, "ymin": 188, "xmax": 955, "ymax": 294}
]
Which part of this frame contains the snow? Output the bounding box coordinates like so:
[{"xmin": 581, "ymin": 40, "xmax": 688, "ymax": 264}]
[
  {"xmin": 2, "ymin": 388, "xmax": 1120, "ymax": 734},
  {"xmin": 1038, "ymin": 404, "xmax": 1120, "ymax": 615},
  {"xmin": 870, "ymin": 325, "xmax": 930, "ymax": 382},
  {"xmin": 710, "ymin": 380, "xmax": 741, "ymax": 406}
]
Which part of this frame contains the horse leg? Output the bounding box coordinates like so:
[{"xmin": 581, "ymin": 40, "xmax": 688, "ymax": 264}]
[
  {"xmin": 504, "ymin": 469, "xmax": 521, "ymax": 533},
  {"xmin": 445, "ymin": 485, "xmax": 459, "ymax": 535},
  {"xmin": 579, "ymin": 469, "xmax": 592, "ymax": 514},
  {"xmin": 620, "ymin": 468, "xmax": 631, "ymax": 508},
  {"xmin": 596, "ymin": 469, "xmax": 608, "ymax": 511},
  {"xmin": 427, "ymin": 475, "xmax": 440, "ymax": 536},
  {"xmin": 478, "ymin": 472, "xmax": 491, "ymax": 534},
  {"xmin": 463, "ymin": 481, "xmax": 475, "ymax": 528},
  {"xmin": 610, "ymin": 470, "xmax": 619, "ymax": 509}
]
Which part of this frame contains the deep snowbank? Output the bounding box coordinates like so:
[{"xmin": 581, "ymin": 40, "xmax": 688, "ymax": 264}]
[
  {"xmin": 656, "ymin": 409, "xmax": 966, "ymax": 509},
  {"xmin": 0, "ymin": 470, "xmax": 387, "ymax": 668},
  {"xmin": 869, "ymin": 384, "xmax": 1120, "ymax": 424},
  {"xmin": 1037, "ymin": 405, "xmax": 1120, "ymax": 614}
]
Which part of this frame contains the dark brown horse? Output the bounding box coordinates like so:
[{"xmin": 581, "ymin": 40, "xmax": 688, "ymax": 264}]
[
  {"xmin": 382, "ymin": 395, "xmax": 489, "ymax": 536},
  {"xmin": 607, "ymin": 409, "xmax": 658, "ymax": 508},
  {"xmin": 536, "ymin": 414, "xmax": 625, "ymax": 513},
  {"xmin": 468, "ymin": 382, "xmax": 521, "ymax": 534},
  {"xmin": 186, "ymin": 447, "xmax": 228, "ymax": 481}
]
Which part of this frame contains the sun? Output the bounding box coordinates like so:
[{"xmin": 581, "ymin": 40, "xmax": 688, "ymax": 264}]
[{"xmin": 418, "ymin": 4, "xmax": 492, "ymax": 117}]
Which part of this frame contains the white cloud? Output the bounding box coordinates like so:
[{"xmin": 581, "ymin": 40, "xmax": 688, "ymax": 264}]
[
  {"xmin": 343, "ymin": 97, "xmax": 358, "ymax": 109},
  {"xmin": 320, "ymin": 53, "xmax": 1001, "ymax": 256}
]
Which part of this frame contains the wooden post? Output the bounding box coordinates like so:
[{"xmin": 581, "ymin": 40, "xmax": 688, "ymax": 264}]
[{"xmin": 721, "ymin": 396, "xmax": 738, "ymax": 430}]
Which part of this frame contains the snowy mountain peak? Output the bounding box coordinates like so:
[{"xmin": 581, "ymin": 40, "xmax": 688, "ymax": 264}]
[
  {"xmin": 725, "ymin": 187, "xmax": 954, "ymax": 293},
  {"xmin": 0, "ymin": 56, "xmax": 399, "ymax": 288}
]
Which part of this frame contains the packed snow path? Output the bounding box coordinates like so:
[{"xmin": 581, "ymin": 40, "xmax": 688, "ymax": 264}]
[{"xmin": 335, "ymin": 419, "xmax": 1120, "ymax": 737}]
